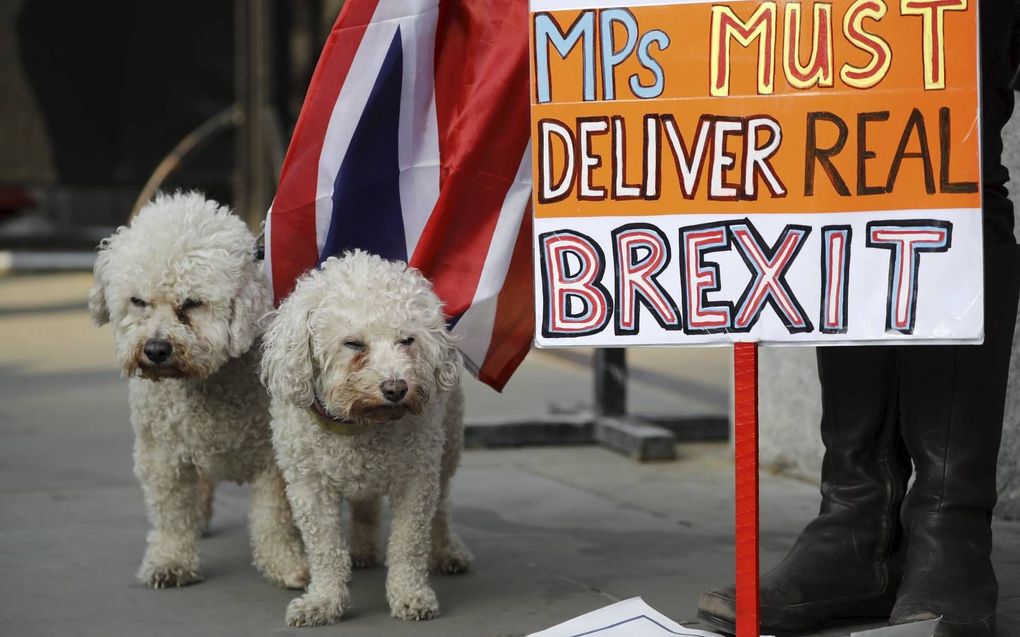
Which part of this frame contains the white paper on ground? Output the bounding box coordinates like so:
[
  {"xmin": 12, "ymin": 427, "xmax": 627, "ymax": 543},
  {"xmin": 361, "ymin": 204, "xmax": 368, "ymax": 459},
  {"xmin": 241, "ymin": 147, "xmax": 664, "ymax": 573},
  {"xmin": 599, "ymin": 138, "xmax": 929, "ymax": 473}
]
[
  {"xmin": 850, "ymin": 618, "xmax": 940, "ymax": 637},
  {"xmin": 525, "ymin": 597, "xmax": 761, "ymax": 637}
]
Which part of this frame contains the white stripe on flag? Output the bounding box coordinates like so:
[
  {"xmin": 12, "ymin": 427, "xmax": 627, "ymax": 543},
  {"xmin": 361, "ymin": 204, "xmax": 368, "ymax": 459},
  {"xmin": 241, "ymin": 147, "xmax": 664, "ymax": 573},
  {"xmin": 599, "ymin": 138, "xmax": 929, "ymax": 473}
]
[
  {"xmin": 397, "ymin": 5, "xmax": 441, "ymax": 258},
  {"xmin": 451, "ymin": 145, "xmax": 533, "ymax": 372},
  {"xmin": 314, "ymin": 15, "xmax": 398, "ymax": 257},
  {"xmin": 372, "ymin": 0, "xmax": 439, "ymax": 22},
  {"xmin": 263, "ymin": 198, "xmax": 275, "ymax": 293}
]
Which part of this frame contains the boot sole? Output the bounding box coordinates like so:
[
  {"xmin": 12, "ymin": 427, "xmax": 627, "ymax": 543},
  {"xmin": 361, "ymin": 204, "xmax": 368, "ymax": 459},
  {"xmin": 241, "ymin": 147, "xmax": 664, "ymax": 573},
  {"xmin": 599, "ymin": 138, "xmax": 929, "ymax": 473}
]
[{"xmin": 697, "ymin": 594, "xmax": 896, "ymax": 636}]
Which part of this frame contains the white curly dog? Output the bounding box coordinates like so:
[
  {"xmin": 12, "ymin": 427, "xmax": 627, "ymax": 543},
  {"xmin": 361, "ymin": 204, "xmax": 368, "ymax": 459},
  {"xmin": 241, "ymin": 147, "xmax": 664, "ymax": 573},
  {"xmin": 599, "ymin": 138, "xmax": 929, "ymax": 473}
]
[
  {"xmin": 89, "ymin": 192, "xmax": 307, "ymax": 590},
  {"xmin": 260, "ymin": 251, "xmax": 471, "ymax": 627}
]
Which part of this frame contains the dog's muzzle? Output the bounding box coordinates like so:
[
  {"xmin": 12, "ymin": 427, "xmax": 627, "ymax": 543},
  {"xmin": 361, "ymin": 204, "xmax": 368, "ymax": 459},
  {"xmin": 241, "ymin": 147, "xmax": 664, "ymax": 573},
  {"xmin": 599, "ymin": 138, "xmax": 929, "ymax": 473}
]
[
  {"xmin": 143, "ymin": 338, "xmax": 173, "ymax": 364},
  {"xmin": 134, "ymin": 338, "xmax": 188, "ymax": 379}
]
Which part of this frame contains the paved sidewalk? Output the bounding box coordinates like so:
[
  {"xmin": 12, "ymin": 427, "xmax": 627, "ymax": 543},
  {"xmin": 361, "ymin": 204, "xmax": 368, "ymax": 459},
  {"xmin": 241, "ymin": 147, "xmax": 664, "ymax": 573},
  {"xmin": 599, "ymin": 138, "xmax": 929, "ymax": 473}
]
[{"xmin": 2, "ymin": 274, "xmax": 1019, "ymax": 637}]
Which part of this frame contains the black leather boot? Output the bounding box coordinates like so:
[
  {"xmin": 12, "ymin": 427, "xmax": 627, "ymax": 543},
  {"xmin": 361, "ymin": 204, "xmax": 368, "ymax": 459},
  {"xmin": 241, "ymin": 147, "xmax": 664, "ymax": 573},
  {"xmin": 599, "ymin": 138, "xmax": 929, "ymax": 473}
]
[
  {"xmin": 891, "ymin": 245, "xmax": 1020, "ymax": 637},
  {"xmin": 698, "ymin": 346, "xmax": 911, "ymax": 634}
]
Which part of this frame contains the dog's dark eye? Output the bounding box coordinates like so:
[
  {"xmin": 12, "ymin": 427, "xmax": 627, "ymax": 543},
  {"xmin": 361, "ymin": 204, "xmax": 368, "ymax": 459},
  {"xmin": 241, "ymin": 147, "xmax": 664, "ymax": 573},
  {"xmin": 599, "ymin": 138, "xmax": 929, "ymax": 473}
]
[
  {"xmin": 179, "ymin": 298, "xmax": 203, "ymax": 312},
  {"xmin": 344, "ymin": 339, "xmax": 365, "ymax": 351},
  {"xmin": 398, "ymin": 337, "xmax": 415, "ymax": 346},
  {"xmin": 130, "ymin": 297, "xmax": 148, "ymax": 308}
]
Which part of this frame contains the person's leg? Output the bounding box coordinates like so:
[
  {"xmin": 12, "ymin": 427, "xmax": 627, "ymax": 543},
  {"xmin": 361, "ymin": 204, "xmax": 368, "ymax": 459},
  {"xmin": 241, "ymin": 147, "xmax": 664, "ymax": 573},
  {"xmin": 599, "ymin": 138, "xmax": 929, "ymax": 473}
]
[
  {"xmin": 977, "ymin": 0, "xmax": 1017, "ymax": 249},
  {"xmin": 698, "ymin": 346, "xmax": 910, "ymax": 633},
  {"xmin": 892, "ymin": 246, "xmax": 1020, "ymax": 636},
  {"xmin": 889, "ymin": 3, "xmax": 1020, "ymax": 634}
]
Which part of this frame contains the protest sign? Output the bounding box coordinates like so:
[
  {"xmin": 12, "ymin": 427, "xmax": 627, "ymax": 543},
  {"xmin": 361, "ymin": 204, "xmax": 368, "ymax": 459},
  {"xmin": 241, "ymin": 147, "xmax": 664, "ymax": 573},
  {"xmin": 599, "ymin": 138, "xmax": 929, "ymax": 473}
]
[{"xmin": 529, "ymin": 0, "xmax": 982, "ymax": 346}]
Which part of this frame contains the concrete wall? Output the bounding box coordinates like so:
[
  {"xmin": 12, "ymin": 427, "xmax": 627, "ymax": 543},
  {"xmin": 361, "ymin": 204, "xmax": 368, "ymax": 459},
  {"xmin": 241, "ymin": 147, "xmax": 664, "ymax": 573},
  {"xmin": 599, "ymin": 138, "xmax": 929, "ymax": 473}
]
[
  {"xmin": 759, "ymin": 347, "xmax": 823, "ymax": 482},
  {"xmin": 998, "ymin": 109, "xmax": 1020, "ymax": 520},
  {"xmin": 760, "ymin": 113, "xmax": 1020, "ymax": 520}
]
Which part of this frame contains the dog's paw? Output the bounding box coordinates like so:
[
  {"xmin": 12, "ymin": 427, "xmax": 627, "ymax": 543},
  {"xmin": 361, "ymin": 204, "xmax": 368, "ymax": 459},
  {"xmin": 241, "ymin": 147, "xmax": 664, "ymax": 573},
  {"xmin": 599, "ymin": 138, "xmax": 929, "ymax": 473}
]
[
  {"xmin": 253, "ymin": 537, "xmax": 311, "ymax": 590},
  {"xmin": 389, "ymin": 587, "xmax": 440, "ymax": 621},
  {"xmin": 140, "ymin": 562, "xmax": 204, "ymax": 589},
  {"xmin": 285, "ymin": 593, "xmax": 345, "ymax": 627},
  {"xmin": 263, "ymin": 564, "xmax": 310, "ymax": 590},
  {"xmin": 433, "ymin": 548, "xmax": 472, "ymax": 575},
  {"xmin": 431, "ymin": 536, "xmax": 473, "ymax": 574}
]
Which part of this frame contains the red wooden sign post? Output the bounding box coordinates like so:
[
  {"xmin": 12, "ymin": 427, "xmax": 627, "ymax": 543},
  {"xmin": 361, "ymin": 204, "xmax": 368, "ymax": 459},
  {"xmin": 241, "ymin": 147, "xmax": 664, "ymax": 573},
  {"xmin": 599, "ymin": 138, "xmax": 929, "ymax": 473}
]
[{"xmin": 733, "ymin": 342, "xmax": 759, "ymax": 637}]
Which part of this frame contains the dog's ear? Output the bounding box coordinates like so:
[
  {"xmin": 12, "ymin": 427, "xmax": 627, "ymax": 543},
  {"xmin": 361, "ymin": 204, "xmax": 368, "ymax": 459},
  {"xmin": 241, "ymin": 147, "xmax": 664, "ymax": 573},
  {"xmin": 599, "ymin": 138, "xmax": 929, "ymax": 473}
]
[
  {"xmin": 88, "ymin": 240, "xmax": 112, "ymax": 326},
  {"xmin": 228, "ymin": 263, "xmax": 271, "ymax": 358},
  {"xmin": 259, "ymin": 290, "xmax": 316, "ymax": 406},
  {"xmin": 432, "ymin": 328, "xmax": 462, "ymax": 394}
]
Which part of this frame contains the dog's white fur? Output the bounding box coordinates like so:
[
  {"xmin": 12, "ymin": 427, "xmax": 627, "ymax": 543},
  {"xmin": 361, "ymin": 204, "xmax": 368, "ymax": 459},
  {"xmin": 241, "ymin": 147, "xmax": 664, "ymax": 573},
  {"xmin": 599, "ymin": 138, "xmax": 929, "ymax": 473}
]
[
  {"xmin": 89, "ymin": 191, "xmax": 307, "ymax": 589},
  {"xmin": 260, "ymin": 251, "xmax": 471, "ymax": 626}
]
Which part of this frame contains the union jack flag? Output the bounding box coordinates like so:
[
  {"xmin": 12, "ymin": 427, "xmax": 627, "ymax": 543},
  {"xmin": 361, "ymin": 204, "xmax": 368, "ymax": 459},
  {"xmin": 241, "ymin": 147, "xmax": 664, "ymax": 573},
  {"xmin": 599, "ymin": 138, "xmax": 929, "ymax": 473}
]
[{"xmin": 265, "ymin": 0, "xmax": 533, "ymax": 390}]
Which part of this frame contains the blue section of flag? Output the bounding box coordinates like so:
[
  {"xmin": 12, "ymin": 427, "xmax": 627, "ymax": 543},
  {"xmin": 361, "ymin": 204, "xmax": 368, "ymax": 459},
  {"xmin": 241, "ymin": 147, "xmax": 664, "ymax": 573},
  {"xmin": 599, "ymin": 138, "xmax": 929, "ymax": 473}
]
[{"xmin": 320, "ymin": 27, "xmax": 407, "ymax": 264}]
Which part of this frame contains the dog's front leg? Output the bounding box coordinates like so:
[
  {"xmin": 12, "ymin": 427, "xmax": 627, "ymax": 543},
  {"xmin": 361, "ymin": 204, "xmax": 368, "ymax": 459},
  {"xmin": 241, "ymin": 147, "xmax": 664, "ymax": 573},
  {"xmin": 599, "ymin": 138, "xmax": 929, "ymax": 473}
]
[
  {"xmin": 250, "ymin": 464, "xmax": 309, "ymax": 590},
  {"xmin": 431, "ymin": 402, "xmax": 472, "ymax": 574},
  {"xmin": 282, "ymin": 477, "xmax": 350, "ymax": 627},
  {"xmin": 134, "ymin": 438, "xmax": 203, "ymax": 588},
  {"xmin": 386, "ymin": 477, "xmax": 441, "ymax": 620},
  {"xmin": 430, "ymin": 481, "xmax": 473, "ymax": 575}
]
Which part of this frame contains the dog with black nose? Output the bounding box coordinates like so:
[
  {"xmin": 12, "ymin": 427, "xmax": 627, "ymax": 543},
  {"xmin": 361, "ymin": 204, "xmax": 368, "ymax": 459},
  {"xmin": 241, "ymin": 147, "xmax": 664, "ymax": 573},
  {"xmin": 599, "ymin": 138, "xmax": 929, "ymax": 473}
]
[
  {"xmin": 260, "ymin": 250, "xmax": 471, "ymax": 627},
  {"xmin": 89, "ymin": 191, "xmax": 307, "ymax": 590}
]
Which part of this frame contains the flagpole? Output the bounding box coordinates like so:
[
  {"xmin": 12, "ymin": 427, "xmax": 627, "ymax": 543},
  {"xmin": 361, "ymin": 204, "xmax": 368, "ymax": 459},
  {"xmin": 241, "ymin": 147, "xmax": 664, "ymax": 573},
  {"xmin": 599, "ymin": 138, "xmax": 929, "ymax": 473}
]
[{"xmin": 733, "ymin": 342, "xmax": 760, "ymax": 637}]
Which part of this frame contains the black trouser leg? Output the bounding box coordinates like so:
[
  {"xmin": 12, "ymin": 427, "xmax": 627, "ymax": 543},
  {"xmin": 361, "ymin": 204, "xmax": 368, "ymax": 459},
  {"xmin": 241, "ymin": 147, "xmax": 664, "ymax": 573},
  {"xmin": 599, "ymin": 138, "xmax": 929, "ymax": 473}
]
[{"xmin": 891, "ymin": 245, "xmax": 1020, "ymax": 637}]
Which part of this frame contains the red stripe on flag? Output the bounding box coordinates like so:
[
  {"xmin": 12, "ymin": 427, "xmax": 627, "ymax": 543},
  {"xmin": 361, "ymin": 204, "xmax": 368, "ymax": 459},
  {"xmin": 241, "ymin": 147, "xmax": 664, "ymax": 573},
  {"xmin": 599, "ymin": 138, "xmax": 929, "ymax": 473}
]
[
  {"xmin": 477, "ymin": 209, "xmax": 534, "ymax": 391},
  {"xmin": 409, "ymin": 0, "xmax": 531, "ymax": 317},
  {"xmin": 269, "ymin": 0, "xmax": 380, "ymax": 303}
]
